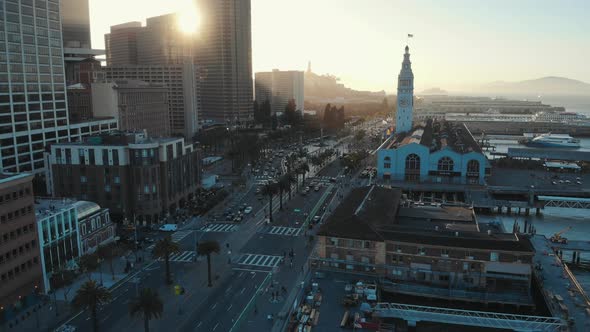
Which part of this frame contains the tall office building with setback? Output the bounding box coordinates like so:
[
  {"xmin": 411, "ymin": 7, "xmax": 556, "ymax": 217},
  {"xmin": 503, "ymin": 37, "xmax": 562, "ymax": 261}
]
[
  {"xmin": 0, "ymin": 0, "xmax": 117, "ymax": 177},
  {"xmin": 195, "ymin": 0, "xmax": 253, "ymax": 124}
]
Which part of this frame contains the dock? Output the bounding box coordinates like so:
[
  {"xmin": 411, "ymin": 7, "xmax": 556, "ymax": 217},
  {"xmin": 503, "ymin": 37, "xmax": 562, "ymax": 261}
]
[{"xmin": 530, "ymin": 235, "xmax": 590, "ymax": 331}]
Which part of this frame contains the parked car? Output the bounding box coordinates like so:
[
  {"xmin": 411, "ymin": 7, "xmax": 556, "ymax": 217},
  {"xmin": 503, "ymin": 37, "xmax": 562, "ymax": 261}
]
[{"xmin": 244, "ymin": 206, "xmax": 253, "ymax": 214}]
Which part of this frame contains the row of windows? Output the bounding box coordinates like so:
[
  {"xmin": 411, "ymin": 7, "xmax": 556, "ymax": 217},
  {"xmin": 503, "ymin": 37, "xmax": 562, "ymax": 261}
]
[
  {"xmin": 0, "ymin": 205, "xmax": 34, "ymax": 224},
  {"xmin": 0, "ymin": 257, "xmax": 39, "ymax": 283},
  {"xmin": 0, "ymin": 234, "xmax": 36, "ymax": 266},
  {"xmin": 382, "ymin": 154, "xmax": 480, "ymax": 174},
  {"xmin": 0, "ymin": 188, "xmax": 31, "ymax": 205}
]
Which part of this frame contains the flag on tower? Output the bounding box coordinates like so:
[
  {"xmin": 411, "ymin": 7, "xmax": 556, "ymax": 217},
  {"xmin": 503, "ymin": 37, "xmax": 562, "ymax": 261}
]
[{"xmin": 408, "ymin": 34, "xmax": 414, "ymax": 38}]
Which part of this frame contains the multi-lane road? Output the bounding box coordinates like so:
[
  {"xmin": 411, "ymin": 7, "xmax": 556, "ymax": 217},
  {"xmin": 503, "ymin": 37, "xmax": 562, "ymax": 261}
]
[{"xmin": 57, "ymin": 140, "xmax": 348, "ymax": 332}]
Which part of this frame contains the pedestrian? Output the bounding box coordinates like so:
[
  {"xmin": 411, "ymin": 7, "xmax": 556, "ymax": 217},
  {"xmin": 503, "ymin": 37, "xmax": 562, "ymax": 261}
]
[
  {"xmin": 290, "ymin": 261, "xmax": 293, "ymax": 268},
  {"xmin": 301, "ymin": 265, "xmax": 304, "ymax": 273}
]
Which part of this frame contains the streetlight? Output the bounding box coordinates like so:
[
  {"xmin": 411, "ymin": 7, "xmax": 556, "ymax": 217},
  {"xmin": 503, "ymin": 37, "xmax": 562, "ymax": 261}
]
[{"xmin": 193, "ymin": 226, "xmax": 211, "ymax": 261}]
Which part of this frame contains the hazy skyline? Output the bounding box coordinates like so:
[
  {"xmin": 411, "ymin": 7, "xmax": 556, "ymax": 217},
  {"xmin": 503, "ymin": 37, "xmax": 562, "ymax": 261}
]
[{"xmin": 89, "ymin": 0, "xmax": 590, "ymax": 93}]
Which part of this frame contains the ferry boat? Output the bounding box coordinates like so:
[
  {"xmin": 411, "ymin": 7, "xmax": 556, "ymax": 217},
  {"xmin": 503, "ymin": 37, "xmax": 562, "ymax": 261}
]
[{"xmin": 521, "ymin": 133, "xmax": 581, "ymax": 148}]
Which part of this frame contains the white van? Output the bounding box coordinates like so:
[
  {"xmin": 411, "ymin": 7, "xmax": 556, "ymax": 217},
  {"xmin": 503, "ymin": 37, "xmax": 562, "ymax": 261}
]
[{"xmin": 159, "ymin": 224, "xmax": 178, "ymax": 232}]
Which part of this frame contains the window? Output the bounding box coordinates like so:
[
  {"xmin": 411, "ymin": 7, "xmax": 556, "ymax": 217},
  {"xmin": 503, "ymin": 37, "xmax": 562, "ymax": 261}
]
[
  {"xmin": 441, "ymin": 249, "xmax": 449, "ymax": 257},
  {"xmin": 383, "ymin": 156, "xmax": 391, "ymax": 169},
  {"xmin": 329, "ymin": 238, "xmax": 338, "ymax": 246},
  {"xmin": 418, "ymin": 247, "xmax": 426, "ymax": 256},
  {"xmin": 405, "ymin": 154, "xmax": 420, "ymax": 171},
  {"xmin": 437, "ymin": 157, "xmax": 454, "ymax": 172},
  {"xmin": 490, "ymin": 252, "xmax": 499, "ymax": 262}
]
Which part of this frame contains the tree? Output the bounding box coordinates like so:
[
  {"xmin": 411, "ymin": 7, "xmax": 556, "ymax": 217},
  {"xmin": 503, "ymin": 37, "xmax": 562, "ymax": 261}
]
[
  {"xmin": 129, "ymin": 288, "xmax": 164, "ymax": 332},
  {"xmin": 97, "ymin": 243, "xmax": 124, "ymax": 281},
  {"xmin": 280, "ymin": 173, "xmax": 297, "ymax": 200},
  {"xmin": 354, "ymin": 129, "xmax": 366, "ymax": 143},
  {"xmin": 152, "ymin": 236, "xmax": 180, "ymax": 285},
  {"xmin": 79, "ymin": 253, "xmax": 100, "ymax": 281},
  {"xmin": 261, "ymin": 182, "xmax": 279, "ymax": 222},
  {"xmin": 197, "ymin": 241, "xmax": 221, "ymax": 287},
  {"xmin": 72, "ymin": 280, "xmax": 111, "ymax": 332},
  {"xmin": 50, "ymin": 268, "xmax": 76, "ymax": 302},
  {"xmin": 282, "ymin": 99, "xmax": 302, "ymax": 127},
  {"xmin": 297, "ymin": 162, "xmax": 310, "ymax": 187}
]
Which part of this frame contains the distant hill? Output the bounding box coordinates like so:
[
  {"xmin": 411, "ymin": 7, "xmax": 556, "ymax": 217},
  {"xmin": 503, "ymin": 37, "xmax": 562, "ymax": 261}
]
[
  {"xmin": 304, "ymin": 71, "xmax": 385, "ymax": 103},
  {"xmin": 420, "ymin": 87, "xmax": 447, "ymax": 95},
  {"xmin": 479, "ymin": 76, "xmax": 590, "ymax": 96}
]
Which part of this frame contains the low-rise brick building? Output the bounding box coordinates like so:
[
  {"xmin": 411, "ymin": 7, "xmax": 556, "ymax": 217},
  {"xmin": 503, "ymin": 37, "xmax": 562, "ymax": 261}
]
[
  {"xmin": 313, "ymin": 186, "xmax": 534, "ymax": 306},
  {"xmin": 46, "ymin": 131, "xmax": 201, "ymax": 224}
]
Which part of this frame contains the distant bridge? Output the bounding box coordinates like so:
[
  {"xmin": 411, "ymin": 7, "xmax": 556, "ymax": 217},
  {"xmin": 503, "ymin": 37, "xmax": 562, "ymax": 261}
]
[
  {"xmin": 538, "ymin": 195, "xmax": 590, "ymax": 209},
  {"xmin": 373, "ymin": 302, "xmax": 564, "ymax": 331}
]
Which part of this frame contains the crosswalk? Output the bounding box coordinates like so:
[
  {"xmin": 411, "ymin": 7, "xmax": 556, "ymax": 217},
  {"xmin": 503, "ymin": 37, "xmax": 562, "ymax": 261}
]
[
  {"xmin": 236, "ymin": 254, "xmax": 283, "ymax": 269},
  {"xmin": 260, "ymin": 226, "xmax": 302, "ymax": 237},
  {"xmin": 171, "ymin": 230, "xmax": 192, "ymax": 243},
  {"xmin": 201, "ymin": 223, "xmax": 238, "ymax": 233},
  {"xmin": 158, "ymin": 250, "xmax": 196, "ymax": 263}
]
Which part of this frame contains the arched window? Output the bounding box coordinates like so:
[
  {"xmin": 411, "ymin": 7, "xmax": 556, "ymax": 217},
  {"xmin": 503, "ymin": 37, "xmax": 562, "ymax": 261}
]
[
  {"xmin": 437, "ymin": 157, "xmax": 454, "ymax": 172},
  {"xmin": 383, "ymin": 156, "xmax": 391, "ymax": 169},
  {"xmin": 405, "ymin": 154, "xmax": 420, "ymax": 171},
  {"xmin": 467, "ymin": 160, "xmax": 479, "ymax": 174},
  {"xmin": 405, "ymin": 154, "xmax": 420, "ymax": 181}
]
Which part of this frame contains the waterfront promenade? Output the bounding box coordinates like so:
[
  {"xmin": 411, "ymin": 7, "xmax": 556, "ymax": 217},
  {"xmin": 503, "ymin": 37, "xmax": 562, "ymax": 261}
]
[{"xmin": 531, "ymin": 235, "xmax": 590, "ymax": 332}]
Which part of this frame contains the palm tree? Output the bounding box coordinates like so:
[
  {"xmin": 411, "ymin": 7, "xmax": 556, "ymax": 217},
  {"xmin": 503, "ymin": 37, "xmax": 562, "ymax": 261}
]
[
  {"xmin": 197, "ymin": 241, "xmax": 221, "ymax": 287},
  {"xmin": 297, "ymin": 162, "xmax": 310, "ymax": 187},
  {"xmin": 261, "ymin": 182, "xmax": 278, "ymax": 222},
  {"xmin": 72, "ymin": 280, "xmax": 111, "ymax": 332},
  {"xmin": 152, "ymin": 236, "xmax": 180, "ymax": 285},
  {"xmin": 281, "ymin": 173, "xmax": 297, "ymax": 200},
  {"xmin": 129, "ymin": 288, "xmax": 164, "ymax": 332}
]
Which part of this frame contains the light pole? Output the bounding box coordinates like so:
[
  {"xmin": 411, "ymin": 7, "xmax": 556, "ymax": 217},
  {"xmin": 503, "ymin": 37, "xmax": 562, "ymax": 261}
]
[{"xmin": 193, "ymin": 227, "xmax": 211, "ymax": 261}]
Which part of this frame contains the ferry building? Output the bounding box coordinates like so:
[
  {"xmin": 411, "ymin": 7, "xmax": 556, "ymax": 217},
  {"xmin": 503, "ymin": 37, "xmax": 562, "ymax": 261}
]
[{"xmin": 377, "ymin": 46, "xmax": 491, "ymax": 185}]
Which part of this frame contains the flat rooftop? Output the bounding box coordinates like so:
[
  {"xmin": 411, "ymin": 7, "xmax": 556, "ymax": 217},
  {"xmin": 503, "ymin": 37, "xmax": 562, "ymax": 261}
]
[
  {"xmin": 35, "ymin": 198, "xmax": 78, "ymax": 219},
  {"xmin": 319, "ymin": 186, "xmax": 533, "ymax": 252},
  {"xmin": 385, "ymin": 119, "xmax": 482, "ymax": 154}
]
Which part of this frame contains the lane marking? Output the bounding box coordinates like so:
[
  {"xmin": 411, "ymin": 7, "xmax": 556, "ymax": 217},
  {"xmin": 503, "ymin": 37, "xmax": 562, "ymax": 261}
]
[
  {"xmin": 196, "ymin": 321, "xmax": 202, "ymax": 328},
  {"xmin": 213, "ymin": 322, "xmax": 219, "ymax": 331},
  {"xmin": 211, "ymin": 302, "xmax": 217, "ymax": 310},
  {"xmin": 227, "ymin": 304, "xmax": 233, "ymax": 311},
  {"xmin": 240, "ymin": 287, "xmax": 246, "ymax": 294}
]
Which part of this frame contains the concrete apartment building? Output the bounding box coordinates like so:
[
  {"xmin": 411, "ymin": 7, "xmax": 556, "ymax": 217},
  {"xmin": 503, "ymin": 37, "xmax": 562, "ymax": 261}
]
[
  {"xmin": 0, "ymin": 0, "xmax": 117, "ymax": 178},
  {"xmin": 105, "ymin": 64, "xmax": 198, "ymax": 138},
  {"xmin": 194, "ymin": 0, "xmax": 253, "ymax": 124},
  {"xmin": 0, "ymin": 173, "xmax": 43, "ymax": 307},
  {"xmin": 255, "ymin": 69, "xmax": 304, "ymax": 115},
  {"xmin": 46, "ymin": 132, "xmax": 202, "ymax": 223},
  {"xmin": 313, "ymin": 186, "xmax": 535, "ymax": 307},
  {"xmin": 92, "ymin": 80, "xmax": 170, "ymax": 137}
]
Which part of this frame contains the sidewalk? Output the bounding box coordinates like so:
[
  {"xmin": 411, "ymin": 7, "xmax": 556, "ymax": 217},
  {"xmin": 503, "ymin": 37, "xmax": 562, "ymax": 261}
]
[{"xmin": 2, "ymin": 249, "xmax": 144, "ymax": 332}]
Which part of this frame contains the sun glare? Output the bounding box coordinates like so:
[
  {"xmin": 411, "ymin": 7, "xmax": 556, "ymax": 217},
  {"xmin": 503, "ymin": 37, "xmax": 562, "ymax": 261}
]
[{"xmin": 177, "ymin": 5, "xmax": 199, "ymax": 34}]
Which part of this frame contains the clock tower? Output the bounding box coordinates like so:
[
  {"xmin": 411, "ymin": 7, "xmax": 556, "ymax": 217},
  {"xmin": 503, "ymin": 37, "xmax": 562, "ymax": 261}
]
[{"xmin": 395, "ymin": 45, "xmax": 414, "ymax": 134}]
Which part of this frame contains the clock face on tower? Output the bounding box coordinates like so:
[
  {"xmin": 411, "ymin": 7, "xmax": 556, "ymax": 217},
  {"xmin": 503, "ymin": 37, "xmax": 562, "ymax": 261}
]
[{"xmin": 399, "ymin": 97, "xmax": 408, "ymax": 107}]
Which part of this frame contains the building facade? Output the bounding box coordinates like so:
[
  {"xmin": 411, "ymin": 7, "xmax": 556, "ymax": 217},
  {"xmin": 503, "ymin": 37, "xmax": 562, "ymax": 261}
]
[
  {"xmin": 92, "ymin": 80, "xmax": 170, "ymax": 137},
  {"xmin": 313, "ymin": 186, "xmax": 534, "ymax": 306},
  {"xmin": 104, "ymin": 22, "xmax": 142, "ymax": 66},
  {"xmin": 0, "ymin": 173, "xmax": 43, "ymax": 306},
  {"xmin": 255, "ymin": 69, "xmax": 304, "ymax": 115},
  {"xmin": 73, "ymin": 201, "xmax": 115, "ymax": 255},
  {"xmin": 0, "ymin": 0, "xmax": 117, "ymax": 177},
  {"xmin": 377, "ymin": 120, "xmax": 491, "ymax": 185},
  {"xmin": 46, "ymin": 132, "xmax": 202, "ymax": 223},
  {"xmin": 395, "ymin": 46, "xmax": 414, "ymax": 134},
  {"xmin": 195, "ymin": 0, "xmax": 253, "ymax": 124},
  {"xmin": 59, "ymin": 0, "xmax": 91, "ymax": 48},
  {"xmin": 105, "ymin": 64, "xmax": 199, "ymax": 138},
  {"xmin": 34, "ymin": 198, "xmax": 80, "ymax": 292}
]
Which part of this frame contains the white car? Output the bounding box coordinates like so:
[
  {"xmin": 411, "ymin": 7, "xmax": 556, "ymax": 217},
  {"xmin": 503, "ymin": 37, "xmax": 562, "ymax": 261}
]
[{"xmin": 244, "ymin": 206, "xmax": 253, "ymax": 214}]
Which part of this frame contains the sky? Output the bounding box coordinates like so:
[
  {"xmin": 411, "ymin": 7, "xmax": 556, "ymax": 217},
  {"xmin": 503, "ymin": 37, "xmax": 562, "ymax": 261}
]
[{"xmin": 89, "ymin": 0, "xmax": 590, "ymax": 93}]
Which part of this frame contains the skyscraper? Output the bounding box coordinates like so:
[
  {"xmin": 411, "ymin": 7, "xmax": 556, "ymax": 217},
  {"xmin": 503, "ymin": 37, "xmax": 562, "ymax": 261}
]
[
  {"xmin": 59, "ymin": 0, "xmax": 91, "ymax": 48},
  {"xmin": 195, "ymin": 0, "xmax": 253, "ymax": 125},
  {"xmin": 104, "ymin": 15, "xmax": 200, "ymax": 138},
  {"xmin": 255, "ymin": 69, "xmax": 304, "ymax": 115},
  {"xmin": 0, "ymin": 0, "xmax": 117, "ymax": 177},
  {"xmin": 395, "ymin": 45, "xmax": 414, "ymax": 133}
]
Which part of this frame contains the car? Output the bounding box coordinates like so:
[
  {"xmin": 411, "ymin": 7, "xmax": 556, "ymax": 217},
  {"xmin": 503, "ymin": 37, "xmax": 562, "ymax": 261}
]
[
  {"xmin": 305, "ymin": 186, "xmax": 310, "ymax": 192},
  {"xmin": 577, "ymin": 181, "xmax": 583, "ymax": 185},
  {"xmin": 313, "ymin": 215, "xmax": 321, "ymax": 224},
  {"xmin": 159, "ymin": 224, "xmax": 178, "ymax": 232},
  {"xmin": 244, "ymin": 206, "xmax": 253, "ymax": 214},
  {"xmin": 301, "ymin": 190, "xmax": 307, "ymax": 196},
  {"xmin": 329, "ymin": 177, "xmax": 337, "ymax": 182},
  {"xmin": 552, "ymin": 181, "xmax": 557, "ymax": 185},
  {"xmin": 314, "ymin": 186, "xmax": 320, "ymax": 192},
  {"xmin": 565, "ymin": 180, "xmax": 571, "ymax": 184}
]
